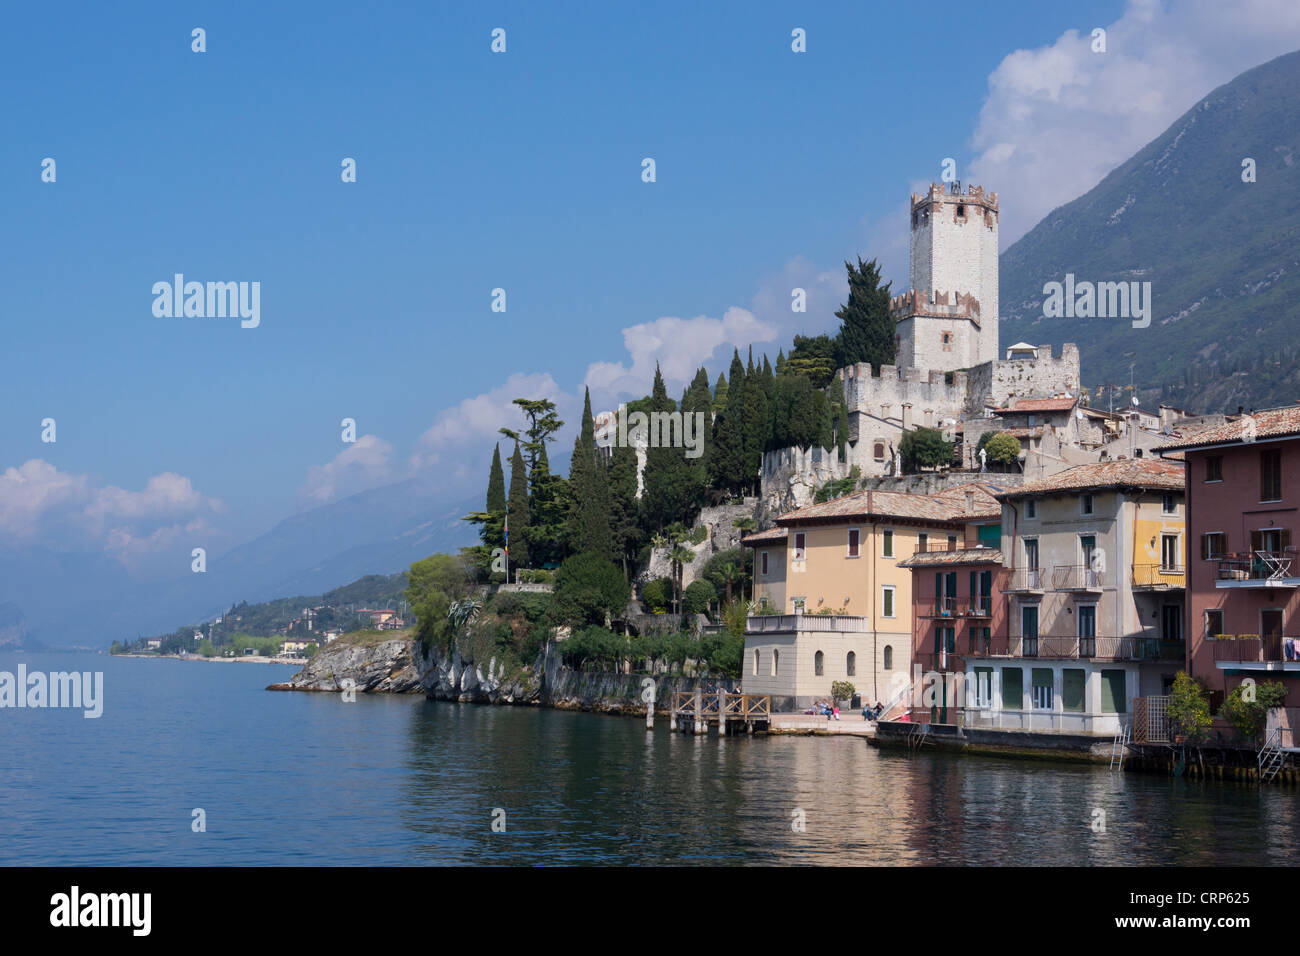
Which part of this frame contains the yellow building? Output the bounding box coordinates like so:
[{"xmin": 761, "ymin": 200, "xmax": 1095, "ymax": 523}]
[{"xmin": 742, "ymin": 483, "xmax": 1002, "ymax": 710}]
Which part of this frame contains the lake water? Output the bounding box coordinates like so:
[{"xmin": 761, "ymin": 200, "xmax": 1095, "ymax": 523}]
[{"xmin": 2, "ymin": 651, "xmax": 1297, "ymax": 865}]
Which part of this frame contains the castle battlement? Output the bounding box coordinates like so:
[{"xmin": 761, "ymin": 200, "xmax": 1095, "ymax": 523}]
[
  {"xmin": 889, "ymin": 288, "xmax": 981, "ymax": 322},
  {"xmin": 910, "ymin": 181, "xmax": 998, "ymax": 212}
]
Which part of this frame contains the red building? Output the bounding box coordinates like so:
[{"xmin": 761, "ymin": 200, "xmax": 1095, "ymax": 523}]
[
  {"xmin": 899, "ymin": 533, "xmax": 1009, "ymax": 723},
  {"xmin": 1159, "ymin": 406, "xmax": 1300, "ymax": 707}
]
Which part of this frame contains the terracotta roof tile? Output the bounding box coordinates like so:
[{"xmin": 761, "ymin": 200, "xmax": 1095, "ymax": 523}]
[
  {"xmin": 997, "ymin": 397, "xmax": 1078, "ymax": 413},
  {"xmin": 741, "ymin": 527, "xmax": 788, "ymax": 545},
  {"xmin": 776, "ymin": 482, "xmax": 1004, "ymax": 525},
  {"xmin": 1156, "ymin": 405, "xmax": 1300, "ymax": 451},
  {"xmin": 995, "ymin": 459, "xmax": 1184, "ymax": 499},
  {"xmin": 898, "ymin": 546, "xmax": 1004, "ymax": 568}
]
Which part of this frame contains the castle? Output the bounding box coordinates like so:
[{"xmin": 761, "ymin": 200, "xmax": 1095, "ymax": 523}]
[{"xmin": 762, "ymin": 181, "xmax": 1086, "ymax": 511}]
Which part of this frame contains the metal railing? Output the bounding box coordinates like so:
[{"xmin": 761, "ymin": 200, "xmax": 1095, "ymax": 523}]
[
  {"xmin": 965, "ymin": 632, "xmax": 1173, "ymax": 661},
  {"xmin": 1211, "ymin": 635, "xmax": 1298, "ymax": 663},
  {"xmin": 1132, "ymin": 563, "xmax": 1185, "ymax": 589},
  {"xmin": 1003, "ymin": 568, "xmax": 1044, "ymax": 591},
  {"xmin": 1054, "ymin": 565, "xmax": 1105, "ymax": 590},
  {"xmin": 1215, "ymin": 549, "xmax": 1298, "ymax": 583}
]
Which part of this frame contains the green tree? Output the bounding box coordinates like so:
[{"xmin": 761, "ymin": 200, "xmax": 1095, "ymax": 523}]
[
  {"xmin": 712, "ymin": 371, "xmax": 728, "ymax": 413},
  {"xmin": 641, "ymin": 365, "xmax": 699, "ymax": 531},
  {"xmin": 566, "ymin": 387, "xmax": 614, "ymax": 559},
  {"xmin": 1220, "ymin": 680, "xmax": 1288, "ymax": 745},
  {"xmin": 1167, "ymin": 671, "xmax": 1212, "ymax": 744},
  {"xmin": 982, "ymin": 432, "xmax": 1022, "ymax": 467},
  {"xmin": 505, "ymin": 442, "xmax": 531, "ymax": 569},
  {"xmin": 641, "ymin": 577, "xmax": 674, "ymax": 613},
  {"xmin": 462, "ymin": 444, "xmax": 507, "ymax": 553},
  {"xmin": 683, "ymin": 579, "xmax": 717, "ymax": 615},
  {"xmin": 709, "ymin": 350, "xmax": 747, "ymax": 494},
  {"xmin": 406, "ymin": 553, "xmax": 473, "ymax": 652},
  {"xmin": 833, "ymin": 256, "xmax": 895, "ymax": 371},
  {"xmin": 608, "ymin": 439, "xmax": 642, "ymax": 578},
  {"xmin": 786, "ymin": 334, "xmax": 838, "ymax": 388},
  {"xmin": 526, "ymin": 443, "xmax": 569, "ymax": 568},
  {"xmin": 550, "ymin": 553, "xmax": 631, "ymax": 629},
  {"xmin": 899, "ymin": 427, "xmax": 954, "ymax": 472}
]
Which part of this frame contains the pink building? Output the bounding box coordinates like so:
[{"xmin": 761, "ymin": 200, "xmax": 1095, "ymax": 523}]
[{"xmin": 1159, "ymin": 406, "xmax": 1300, "ymax": 708}]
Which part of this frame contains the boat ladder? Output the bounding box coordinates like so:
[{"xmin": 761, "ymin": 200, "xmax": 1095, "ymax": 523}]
[
  {"xmin": 1109, "ymin": 721, "xmax": 1131, "ymax": 771},
  {"xmin": 1259, "ymin": 728, "xmax": 1284, "ymax": 785}
]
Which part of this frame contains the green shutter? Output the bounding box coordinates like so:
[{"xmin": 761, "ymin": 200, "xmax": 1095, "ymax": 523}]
[
  {"xmin": 1101, "ymin": 670, "xmax": 1127, "ymax": 713},
  {"xmin": 1001, "ymin": 667, "xmax": 1023, "ymax": 710},
  {"xmin": 1062, "ymin": 669, "xmax": 1086, "ymax": 713},
  {"xmin": 978, "ymin": 523, "xmax": 1000, "ymax": 548}
]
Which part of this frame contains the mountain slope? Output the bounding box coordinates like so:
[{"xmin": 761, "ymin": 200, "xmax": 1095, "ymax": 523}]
[{"xmin": 999, "ymin": 48, "xmax": 1300, "ymax": 413}]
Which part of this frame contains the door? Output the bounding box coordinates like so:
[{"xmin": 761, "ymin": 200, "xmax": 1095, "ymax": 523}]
[
  {"xmin": 1080, "ymin": 535, "xmax": 1097, "ymax": 586},
  {"xmin": 1025, "ymin": 540, "xmax": 1040, "ymax": 587},
  {"xmin": 1262, "ymin": 608, "xmax": 1283, "ymax": 661},
  {"xmin": 1022, "ymin": 605, "xmax": 1039, "ymax": 657},
  {"xmin": 1078, "ymin": 605, "xmax": 1096, "ymax": 657}
]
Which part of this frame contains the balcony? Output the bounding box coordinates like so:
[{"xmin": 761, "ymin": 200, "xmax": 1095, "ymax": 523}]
[
  {"xmin": 1211, "ymin": 635, "xmax": 1300, "ymax": 667},
  {"xmin": 1132, "ymin": 563, "xmax": 1185, "ymax": 590},
  {"xmin": 921, "ymin": 596, "xmax": 993, "ymax": 619},
  {"xmin": 1213, "ymin": 550, "xmax": 1300, "ymax": 588},
  {"xmin": 965, "ymin": 631, "xmax": 1178, "ymax": 661},
  {"xmin": 745, "ymin": 613, "xmax": 869, "ymax": 634},
  {"xmin": 1002, "ymin": 568, "xmax": 1045, "ymax": 593},
  {"xmin": 1053, "ymin": 565, "xmax": 1104, "ymax": 592}
]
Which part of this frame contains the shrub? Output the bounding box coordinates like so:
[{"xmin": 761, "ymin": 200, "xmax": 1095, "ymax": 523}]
[
  {"xmin": 550, "ymin": 554, "xmax": 630, "ymax": 629},
  {"xmin": 682, "ymin": 579, "xmax": 717, "ymax": 615},
  {"xmin": 982, "ymin": 432, "xmax": 1022, "ymax": 467},
  {"xmin": 641, "ymin": 577, "xmax": 674, "ymax": 613},
  {"xmin": 900, "ymin": 427, "xmax": 953, "ymax": 472},
  {"xmin": 831, "ymin": 680, "xmax": 856, "ymax": 702},
  {"xmin": 1220, "ymin": 679, "xmax": 1288, "ymax": 745},
  {"xmin": 1167, "ymin": 671, "xmax": 1212, "ymax": 743}
]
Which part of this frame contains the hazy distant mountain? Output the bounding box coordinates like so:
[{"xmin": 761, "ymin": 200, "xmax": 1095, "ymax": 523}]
[
  {"xmin": 1000, "ymin": 49, "xmax": 1300, "ymax": 413},
  {"xmin": 4, "ymin": 477, "xmax": 478, "ymax": 648}
]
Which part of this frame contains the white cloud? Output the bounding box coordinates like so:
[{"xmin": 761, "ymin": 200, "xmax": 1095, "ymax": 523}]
[
  {"xmin": 968, "ymin": 0, "xmax": 1300, "ymax": 244},
  {"xmin": 300, "ymin": 434, "xmax": 395, "ymax": 504},
  {"xmin": 0, "ymin": 459, "xmax": 222, "ymax": 569}
]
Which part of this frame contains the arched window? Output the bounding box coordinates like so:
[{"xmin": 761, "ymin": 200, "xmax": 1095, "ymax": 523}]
[
  {"xmin": 771, "ymin": 649, "xmax": 779, "ymax": 677},
  {"xmin": 883, "ymin": 645, "xmax": 893, "ymax": 670},
  {"xmin": 815, "ymin": 650, "xmax": 824, "ymax": 676},
  {"xmin": 752, "ymin": 648, "xmax": 759, "ymax": 676},
  {"xmin": 873, "ymin": 442, "xmax": 886, "ymax": 461},
  {"xmin": 847, "ymin": 651, "xmax": 856, "ymax": 677}
]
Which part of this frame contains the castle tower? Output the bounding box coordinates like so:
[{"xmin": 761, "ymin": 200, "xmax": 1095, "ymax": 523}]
[{"xmin": 895, "ymin": 182, "xmax": 999, "ymax": 372}]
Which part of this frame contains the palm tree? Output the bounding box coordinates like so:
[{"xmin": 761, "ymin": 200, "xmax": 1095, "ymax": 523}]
[
  {"xmin": 669, "ymin": 544, "xmax": 694, "ymax": 614},
  {"xmin": 447, "ymin": 599, "xmax": 482, "ymax": 638}
]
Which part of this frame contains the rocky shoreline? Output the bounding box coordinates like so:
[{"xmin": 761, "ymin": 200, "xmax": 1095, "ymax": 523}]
[{"xmin": 268, "ymin": 634, "xmax": 735, "ymax": 714}]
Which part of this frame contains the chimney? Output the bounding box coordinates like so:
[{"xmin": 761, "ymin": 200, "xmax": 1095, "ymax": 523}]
[
  {"xmin": 902, "ymin": 403, "xmax": 913, "ymax": 430},
  {"xmin": 965, "ymin": 489, "xmax": 975, "ymax": 512}
]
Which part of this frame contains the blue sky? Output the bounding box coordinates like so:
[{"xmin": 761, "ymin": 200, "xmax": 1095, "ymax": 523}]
[{"xmin": 2, "ymin": 0, "xmax": 1296, "ymax": 582}]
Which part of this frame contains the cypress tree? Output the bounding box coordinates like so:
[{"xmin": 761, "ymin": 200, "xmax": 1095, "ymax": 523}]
[
  {"xmin": 833, "ymin": 256, "xmax": 895, "ymax": 371},
  {"xmin": 712, "ymin": 371, "xmax": 728, "ymax": 413},
  {"xmin": 506, "ymin": 442, "xmax": 531, "ymax": 569},
  {"xmin": 484, "ymin": 444, "xmax": 506, "ymax": 548},
  {"xmin": 641, "ymin": 364, "xmax": 697, "ymax": 531},
  {"xmin": 527, "ymin": 443, "xmax": 569, "ymax": 567},
  {"xmin": 608, "ymin": 438, "xmax": 641, "ymax": 578}
]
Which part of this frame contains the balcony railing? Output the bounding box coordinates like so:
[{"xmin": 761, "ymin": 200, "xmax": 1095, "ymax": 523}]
[
  {"xmin": 1132, "ymin": 563, "xmax": 1185, "ymax": 589},
  {"xmin": 912, "ymin": 541, "xmax": 964, "ymax": 554},
  {"xmin": 745, "ymin": 613, "xmax": 869, "ymax": 634},
  {"xmin": 1214, "ymin": 549, "xmax": 1299, "ymax": 584},
  {"xmin": 1210, "ymin": 635, "xmax": 1300, "ymax": 663},
  {"xmin": 921, "ymin": 596, "xmax": 993, "ymax": 619},
  {"xmin": 1054, "ymin": 565, "xmax": 1104, "ymax": 591},
  {"xmin": 1002, "ymin": 568, "xmax": 1045, "ymax": 592},
  {"xmin": 965, "ymin": 631, "xmax": 1176, "ymax": 661}
]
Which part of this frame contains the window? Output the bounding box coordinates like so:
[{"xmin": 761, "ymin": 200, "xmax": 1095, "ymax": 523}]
[
  {"xmin": 760, "ymin": 551, "xmax": 769, "ymax": 576},
  {"xmin": 1161, "ymin": 605, "xmax": 1182, "ymax": 642},
  {"xmin": 1205, "ymin": 456, "xmax": 1223, "ymax": 482},
  {"xmin": 873, "ymin": 442, "xmax": 886, "ymax": 461},
  {"xmin": 882, "ymin": 586, "xmax": 896, "ymax": 618},
  {"xmin": 941, "ymin": 331, "xmax": 953, "ymax": 352},
  {"xmin": 1161, "ymin": 534, "xmax": 1179, "ymax": 570},
  {"xmin": 1261, "ymin": 449, "xmax": 1282, "ymax": 501},
  {"xmin": 1024, "ymin": 538, "xmax": 1040, "ymax": 586},
  {"xmin": 793, "ymin": 532, "xmax": 806, "ymax": 560},
  {"xmin": 1026, "ymin": 499, "xmax": 1037, "ymax": 519},
  {"xmin": 956, "ymin": 203, "xmax": 965, "ymax": 218},
  {"xmin": 752, "ymin": 649, "xmax": 759, "ymax": 676},
  {"xmin": 883, "ymin": 646, "xmax": 893, "ymax": 670},
  {"xmin": 918, "ymin": 532, "xmax": 929, "ymax": 553},
  {"xmin": 846, "ymin": 651, "xmax": 856, "ymax": 677},
  {"xmin": 1022, "ymin": 605, "xmax": 1039, "ymax": 656},
  {"xmin": 1205, "ymin": 609, "xmax": 1224, "ymax": 639},
  {"xmin": 814, "ymin": 650, "xmax": 824, "ymax": 676},
  {"xmin": 1162, "ymin": 493, "xmax": 1177, "ymax": 515},
  {"xmin": 1002, "ymin": 667, "xmax": 1023, "ymax": 709},
  {"xmin": 972, "ymin": 667, "xmax": 993, "ymax": 709},
  {"xmin": 882, "ymin": 529, "xmax": 894, "ymax": 557},
  {"xmin": 1062, "ymin": 669, "xmax": 1086, "ymax": 713},
  {"xmin": 771, "ymin": 649, "xmax": 779, "ymax": 677},
  {"xmin": 1100, "ymin": 670, "xmax": 1126, "ymax": 713},
  {"xmin": 1078, "ymin": 605, "xmax": 1096, "ymax": 656},
  {"xmin": 1031, "ymin": 669, "xmax": 1054, "ymax": 710},
  {"xmin": 947, "ymin": 534, "xmax": 958, "ymax": 551},
  {"xmin": 1201, "ymin": 532, "xmax": 1225, "ymax": 559},
  {"xmin": 1080, "ymin": 493, "xmax": 1095, "ymax": 516},
  {"xmin": 847, "ymin": 528, "xmax": 860, "ymax": 558}
]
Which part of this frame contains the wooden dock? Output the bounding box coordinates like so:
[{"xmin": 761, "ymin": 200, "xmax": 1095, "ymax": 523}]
[{"xmin": 670, "ymin": 690, "xmax": 771, "ymax": 735}]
